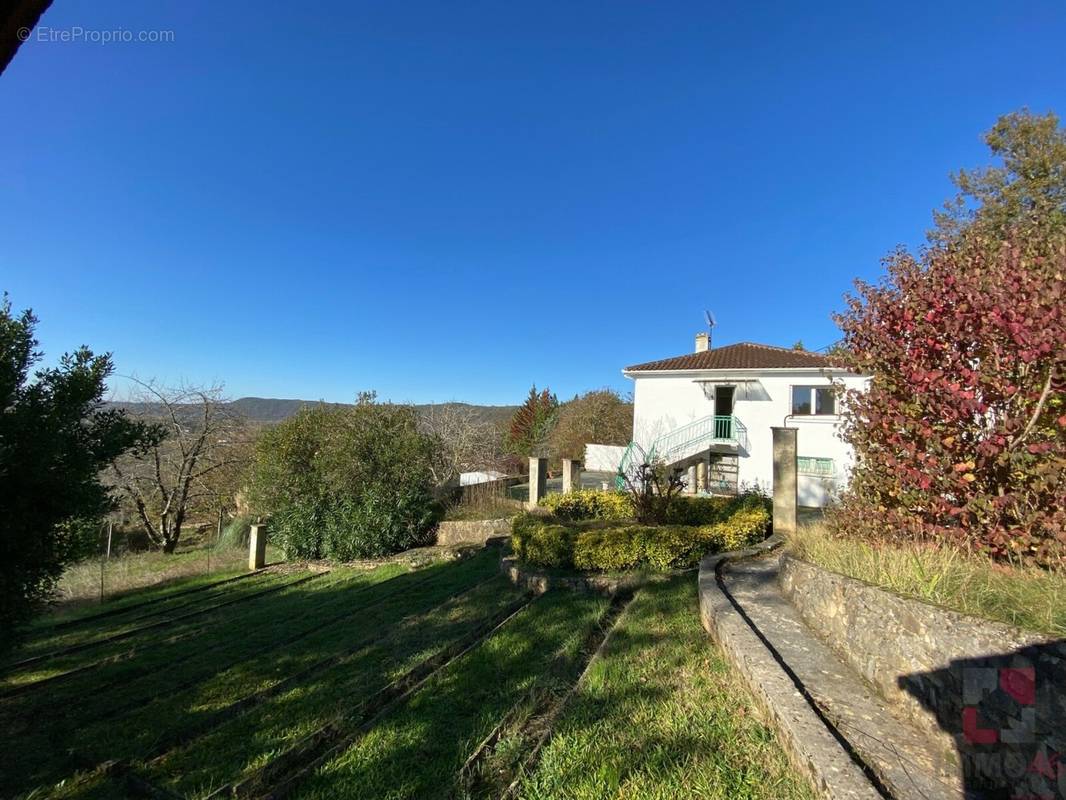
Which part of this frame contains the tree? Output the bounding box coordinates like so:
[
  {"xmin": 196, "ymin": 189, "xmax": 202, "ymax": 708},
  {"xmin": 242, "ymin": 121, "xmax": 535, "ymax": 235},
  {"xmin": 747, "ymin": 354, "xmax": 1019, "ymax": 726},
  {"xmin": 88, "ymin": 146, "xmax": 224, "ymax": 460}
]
[
  {"xmin": 0, "ymin": 297, "xmax": 157, "ymax": 632},
  {"xmin": 505, "ymin": 385, "xmax": 559, "ymax": 459},
  {"xmin": 791, "ymin": 340, "xmax": 806, "ymax": 351},
  {"xmin": 251, "ymin": 392, "xmax": 443, "ymax": 560},
  {"xmin": 109, "ymin": 380, "xmax": 249, "ymax": 553},
  {"xmin": 830, "ymin": 110, "xmax": 1066, "ymax": 565},
  {"xmin": 832, "ymin": 237, "xmax": 1064, "ymax": 564},
  {"xmin": 420, "ymin": 403, "xmax": 503, "ymax": 485},
  {"xmin": 930, "ymin": 109, "xmax": 1066, "ymax": 246},
  {"xmin": 617, "ymin": 447, "xmax": 686, "ymax": 524},
  {"xmin": 548, "ymin": 389, "xmax": 633, "ymax": 459}
]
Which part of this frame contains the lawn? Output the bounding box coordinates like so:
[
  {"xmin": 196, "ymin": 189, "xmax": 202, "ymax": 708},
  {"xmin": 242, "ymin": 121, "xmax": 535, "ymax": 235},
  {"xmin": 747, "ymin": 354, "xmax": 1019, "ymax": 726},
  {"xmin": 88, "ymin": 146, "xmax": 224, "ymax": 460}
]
[
  {"xmin": 1, "ymin": 548, "xmax": 810, "ymax": 800},
  {"xmin": 50, "ymin": 536, "xmax": 285, "ymax": 610}
]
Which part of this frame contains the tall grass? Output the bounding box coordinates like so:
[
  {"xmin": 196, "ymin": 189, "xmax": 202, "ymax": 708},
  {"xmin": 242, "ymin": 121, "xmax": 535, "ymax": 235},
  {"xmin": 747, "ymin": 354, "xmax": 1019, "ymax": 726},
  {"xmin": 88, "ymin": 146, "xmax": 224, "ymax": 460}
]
[
  {"xmin": 789, "ymin": 523, "xmax": 1066, "ymax": 637},
  {"xmin": 443, "ymin": 479, "xmax": 523, "ymax": 521},
  {"xmin": 52, "ymin": 526, "xmax": 280, "ymax": 609}
]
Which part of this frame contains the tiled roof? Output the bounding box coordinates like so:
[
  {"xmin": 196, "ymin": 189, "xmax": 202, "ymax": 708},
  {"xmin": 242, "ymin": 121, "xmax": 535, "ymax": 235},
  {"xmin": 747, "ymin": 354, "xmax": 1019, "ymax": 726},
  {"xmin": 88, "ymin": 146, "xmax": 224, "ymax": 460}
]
[{"xmin": 625, "ymin": 341, "xmax": 837, "ymax": 372}]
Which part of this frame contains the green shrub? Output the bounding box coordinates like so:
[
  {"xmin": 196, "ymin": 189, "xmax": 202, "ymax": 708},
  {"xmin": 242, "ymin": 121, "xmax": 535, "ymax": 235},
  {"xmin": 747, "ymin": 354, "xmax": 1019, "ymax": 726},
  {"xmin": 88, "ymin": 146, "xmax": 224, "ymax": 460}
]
[
  {"xmin": 271, "ymin": 500, "xmax": 327, "ymax": 559},
  {"xmin": 665, "ymin": 491, "xmax": 771, "ymax": 525},
  {"xmin": 539, "ymin": 490, "xmax": 633, "ymax": 521},
  {"xmin": 572, "ymin": 527, "xmax": 646, "ymax": 571},
  {"xmin": 514, "ymin": 503, "xmax": 772, "ymax": 572},
  {"xmin": 251, "ymin": 394, "xmax": 441, "ymax": 561},
  {"xmin": 663, "ymin": 496, "xmax": 733, "ymax": 525},
  {"xmin": 695, "ymin": 507, "xmax": 772, "ymax": 552},
  {"xmin": 512, "ymin": 514, "xmax": 576, "ymax": 568},
  {"xmin": 639, "ymin": 526, "xmax": 707, "ymax": 570},
  {"xmin": 539, "ymin": 488, "xmax": 770, "ymax": 528},
  {"xmin": 272, "ymin": 482, "xmax": 437, "ymax": 562}
]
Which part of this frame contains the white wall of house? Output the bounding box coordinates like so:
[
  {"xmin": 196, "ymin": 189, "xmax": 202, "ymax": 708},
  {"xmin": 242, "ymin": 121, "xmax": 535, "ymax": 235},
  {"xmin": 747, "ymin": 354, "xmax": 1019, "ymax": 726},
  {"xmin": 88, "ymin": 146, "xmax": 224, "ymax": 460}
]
[
  {"xmin": 628, "ymin": 369, "xmax": 868, "ymax": 507},
  {"xmin": 459, "ymin": 470, "xmax": 508, "ymax": 486},
  {"xmin": 584, "ymin": 443, "xmax": 627, "ymax": 473}
]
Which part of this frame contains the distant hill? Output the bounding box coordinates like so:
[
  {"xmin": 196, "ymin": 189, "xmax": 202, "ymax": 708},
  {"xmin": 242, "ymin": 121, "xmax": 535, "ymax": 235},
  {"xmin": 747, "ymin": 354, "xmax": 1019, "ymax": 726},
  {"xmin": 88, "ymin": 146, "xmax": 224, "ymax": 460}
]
[{"xmin": 110, "ymin": 397, "xmax": 518, "ymax": 427}]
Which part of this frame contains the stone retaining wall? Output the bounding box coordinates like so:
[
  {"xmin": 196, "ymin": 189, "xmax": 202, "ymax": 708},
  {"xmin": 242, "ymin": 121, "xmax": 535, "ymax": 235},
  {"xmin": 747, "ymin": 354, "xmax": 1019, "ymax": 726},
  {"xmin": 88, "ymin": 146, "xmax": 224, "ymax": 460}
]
[
  {"xmin": 779, "ymin": 553, "xmax": 1065, "ymax": 785},
  {"xmin": 435, "ymin": 518, "xmax": 513, "ymax": 546},
  {"xmin": 501, "ymin": 556, "xmax": 686, "ymax": 595}
]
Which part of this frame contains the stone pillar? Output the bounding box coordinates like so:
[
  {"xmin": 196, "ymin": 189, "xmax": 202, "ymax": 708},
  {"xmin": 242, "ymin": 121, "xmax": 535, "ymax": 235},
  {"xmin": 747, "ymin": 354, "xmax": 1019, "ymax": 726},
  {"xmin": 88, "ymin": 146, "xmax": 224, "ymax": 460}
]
[
  {"xmin": 561, "ymin": 458, "xmax": 582, "ymax": 493},
  {"xmin": 696, "ymin": 460, "xmax": 707, "ymax": 493},
  {"xmin": 772, "ymin": 427, "xmax": 798, "ymax": 537},
  {"xmin": 248, "ymin": 523, "xmax": 268, "ymax": 570},
  {"xmin": 528, "ymin": 457, "xmax": 548, "ymax": 509},
  {"xmin": 686, "ymin": 465, "xmax": 698, "ymax": 494}
]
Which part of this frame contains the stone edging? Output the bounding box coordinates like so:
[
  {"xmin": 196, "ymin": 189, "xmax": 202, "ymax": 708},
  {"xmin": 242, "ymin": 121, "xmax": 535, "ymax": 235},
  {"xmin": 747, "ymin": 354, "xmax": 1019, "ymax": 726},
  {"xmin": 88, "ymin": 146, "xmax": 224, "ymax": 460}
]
[
  {"xmin": 778, "ymin": 552, "xmax": 1065, "ymax": 763},
  {"xmin": 698, "ymin": 536, "xmax": 883, "ymax": 800},
  {"xmin": 501, "ymin": 555, "xmax": 692, "ymax": 596}
]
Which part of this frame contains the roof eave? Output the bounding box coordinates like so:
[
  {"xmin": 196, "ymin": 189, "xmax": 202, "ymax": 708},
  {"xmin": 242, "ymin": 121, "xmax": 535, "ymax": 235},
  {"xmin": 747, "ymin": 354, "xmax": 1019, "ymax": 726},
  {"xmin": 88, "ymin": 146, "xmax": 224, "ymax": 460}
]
[{"xmin": 622, "ymin": 366, "xmax": 854, "ymax": 378}]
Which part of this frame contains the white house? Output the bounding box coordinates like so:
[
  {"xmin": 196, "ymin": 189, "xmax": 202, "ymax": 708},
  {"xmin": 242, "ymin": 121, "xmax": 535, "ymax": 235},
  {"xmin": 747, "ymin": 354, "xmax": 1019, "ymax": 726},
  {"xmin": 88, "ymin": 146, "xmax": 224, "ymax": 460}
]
[
  {"xmin": 617, "ymin": 335, "xmax": 867, "ymax": 507},
  {"xmin": 459, "ymin": 470, "xmax": 508, "ymax": 487}
]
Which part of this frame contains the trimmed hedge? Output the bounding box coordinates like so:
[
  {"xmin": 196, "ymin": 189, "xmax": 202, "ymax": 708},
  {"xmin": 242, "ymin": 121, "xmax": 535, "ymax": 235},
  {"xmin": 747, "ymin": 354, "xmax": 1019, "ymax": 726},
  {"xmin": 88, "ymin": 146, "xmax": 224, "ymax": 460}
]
[
  {"xmin": 538, "ymin": 489, "xmax": 769, "ymax": 526},
  {"xmin": 538, "ymin": 490, "xmax": 633, "ymax": 521},
  {"xmin": 663, "ymin": 492, "xmax": 768, "ymax": 526},
  {"xmin": 512, "ymin": 501, "xmax": 771, "ymax": 572}
]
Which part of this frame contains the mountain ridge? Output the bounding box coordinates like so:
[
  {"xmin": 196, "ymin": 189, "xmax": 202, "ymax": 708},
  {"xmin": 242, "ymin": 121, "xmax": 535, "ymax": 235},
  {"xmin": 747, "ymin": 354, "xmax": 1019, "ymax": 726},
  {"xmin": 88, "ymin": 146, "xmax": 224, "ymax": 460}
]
[{"xmin": 109, "ymin": 396, "xmax": 518, "ymax": 427}]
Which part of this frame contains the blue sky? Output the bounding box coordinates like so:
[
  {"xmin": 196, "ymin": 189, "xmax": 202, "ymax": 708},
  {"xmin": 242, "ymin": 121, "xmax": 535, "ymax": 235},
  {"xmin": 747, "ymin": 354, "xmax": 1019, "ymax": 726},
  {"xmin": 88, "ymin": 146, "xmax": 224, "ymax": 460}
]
[{"xmin": 2, "ymin": 1, "xmax": 1064, "ymax": 405}]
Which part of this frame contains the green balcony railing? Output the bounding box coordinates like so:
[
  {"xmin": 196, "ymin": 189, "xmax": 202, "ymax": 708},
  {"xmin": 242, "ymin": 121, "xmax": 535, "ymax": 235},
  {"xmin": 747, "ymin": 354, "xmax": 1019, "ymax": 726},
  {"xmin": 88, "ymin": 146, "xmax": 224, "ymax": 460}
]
[{"xmin": 713, "ymin": 415, "xmax": 734, "ymax": 440}]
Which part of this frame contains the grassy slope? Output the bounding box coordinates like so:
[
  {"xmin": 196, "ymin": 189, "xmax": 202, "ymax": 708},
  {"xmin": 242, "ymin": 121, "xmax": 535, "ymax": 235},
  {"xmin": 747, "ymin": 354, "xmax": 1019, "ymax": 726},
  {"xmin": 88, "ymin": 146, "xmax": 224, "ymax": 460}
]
[
  {"xmin": 10, "ymin": 557, "xmax": 815, "ymax": 800},
  {"xmin": 790, "ymin": 523, "xmax": 1066, "ymax": 637},
  {"xmin": 293, "ymin": 591, "xmax": 611, "ymax": 800},
  {"xmin": 29, "ymin": 566, "xmax": 247, "ymax": 630},
  {"xmin": 1, "ymin": 556, "xmax": 506, "ymax": 797},
  {"xmin": 158, "ymin": 574, "xmax": 527, "ymax": 797},
  {"xmin": 51, "ymin": 543, "xmax": 283, "ymax": 608},
  {"xmin": 517, "ymin": 578, "xmax": 813, "ymax": 800},
  {"xmin": 92, "ymin": 556, "xmax": 500, "ymax": 768},
  {"xmin": 0, "ymin": 569, "xmax": 309, "ymax": 684}
]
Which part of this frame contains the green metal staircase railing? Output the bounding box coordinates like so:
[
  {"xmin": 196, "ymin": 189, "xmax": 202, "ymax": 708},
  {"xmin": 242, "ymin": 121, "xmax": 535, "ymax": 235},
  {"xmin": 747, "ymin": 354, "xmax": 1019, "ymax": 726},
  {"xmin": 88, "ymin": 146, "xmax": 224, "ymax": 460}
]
[{"xmin": 615, "ymin": 414, "xmax": 746, "ymax": 488}]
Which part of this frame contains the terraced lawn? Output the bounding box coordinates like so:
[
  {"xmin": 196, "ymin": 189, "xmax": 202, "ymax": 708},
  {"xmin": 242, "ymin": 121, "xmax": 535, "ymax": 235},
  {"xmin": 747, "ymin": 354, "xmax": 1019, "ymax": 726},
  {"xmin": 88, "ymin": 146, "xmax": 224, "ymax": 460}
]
[{"xmin": 1, "ymin": 548, "xmax": 811, "ymax": 800}]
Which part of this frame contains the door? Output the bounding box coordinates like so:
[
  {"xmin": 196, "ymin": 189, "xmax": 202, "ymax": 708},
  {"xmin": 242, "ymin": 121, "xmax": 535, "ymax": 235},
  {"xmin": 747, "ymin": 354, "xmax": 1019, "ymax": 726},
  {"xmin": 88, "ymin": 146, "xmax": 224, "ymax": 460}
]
[{"xmin": 714, "ymin": 386, "xmax": 734, "ymax": 438}]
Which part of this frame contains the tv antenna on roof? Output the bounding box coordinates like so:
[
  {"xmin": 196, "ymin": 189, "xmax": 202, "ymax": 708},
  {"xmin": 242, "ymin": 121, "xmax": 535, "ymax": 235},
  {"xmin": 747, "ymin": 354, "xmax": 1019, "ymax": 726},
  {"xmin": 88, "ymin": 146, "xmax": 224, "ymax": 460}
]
[{"xmin": 703, "ymin": 310, "xmax": 716, "ymax": 349}]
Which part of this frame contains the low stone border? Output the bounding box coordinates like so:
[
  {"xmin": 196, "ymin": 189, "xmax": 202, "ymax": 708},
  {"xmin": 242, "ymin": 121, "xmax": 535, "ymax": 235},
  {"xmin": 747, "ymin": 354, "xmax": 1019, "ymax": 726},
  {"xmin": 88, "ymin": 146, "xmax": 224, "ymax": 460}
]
[
  {"xmin": 501, "ymin": 555, "xmax": 691, "ymax": 595},
  {"xmin": 698, "ymin": 536, "xmax": 883, "ymax": 800},
  {"xmin": 779, "ymin": 553, "xmax": 1065, "ymax": 766},
  {"xmin": 435, "ymin": 518, "xmax": 514, "ymax": 547}
]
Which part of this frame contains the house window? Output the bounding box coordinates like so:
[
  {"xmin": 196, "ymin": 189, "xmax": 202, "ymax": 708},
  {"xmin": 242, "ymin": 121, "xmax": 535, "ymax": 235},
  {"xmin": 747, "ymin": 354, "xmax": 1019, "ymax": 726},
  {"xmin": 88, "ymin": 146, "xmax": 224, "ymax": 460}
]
[
  {"xmin": 791, "ymin": 385, "xmax": 836, "ymax": 416},
  {"xmin": 797, "ymin": 457, "xmax": 834, "ymax": 477}
]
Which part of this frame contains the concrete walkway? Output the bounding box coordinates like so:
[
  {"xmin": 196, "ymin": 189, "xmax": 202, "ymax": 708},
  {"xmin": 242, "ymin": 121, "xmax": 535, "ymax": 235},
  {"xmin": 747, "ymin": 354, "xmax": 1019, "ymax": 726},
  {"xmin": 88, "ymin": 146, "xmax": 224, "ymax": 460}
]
[{"xmin": 710, "ymin": 553, "xmax": 964, "ymax": 800}]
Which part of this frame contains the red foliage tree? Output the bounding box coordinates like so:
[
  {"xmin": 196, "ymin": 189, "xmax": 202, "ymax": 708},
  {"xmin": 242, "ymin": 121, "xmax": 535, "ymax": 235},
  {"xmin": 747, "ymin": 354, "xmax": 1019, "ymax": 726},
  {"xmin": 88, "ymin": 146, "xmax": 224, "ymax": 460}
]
[
  {"xmin": 505, "ymin": 385, "xmax": 559, "ymax": 459},
  {"xmin": 831, "ymin": 237, "xmax": 1065, "ymax": 565}
]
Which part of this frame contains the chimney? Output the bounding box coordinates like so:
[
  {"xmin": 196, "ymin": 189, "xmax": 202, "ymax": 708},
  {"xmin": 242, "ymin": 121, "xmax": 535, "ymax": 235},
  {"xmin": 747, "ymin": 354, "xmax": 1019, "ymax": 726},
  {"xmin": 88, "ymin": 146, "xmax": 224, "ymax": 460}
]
[{"xmin": 694, "ymin": 332, "xmax": 710, "ymax": 353}]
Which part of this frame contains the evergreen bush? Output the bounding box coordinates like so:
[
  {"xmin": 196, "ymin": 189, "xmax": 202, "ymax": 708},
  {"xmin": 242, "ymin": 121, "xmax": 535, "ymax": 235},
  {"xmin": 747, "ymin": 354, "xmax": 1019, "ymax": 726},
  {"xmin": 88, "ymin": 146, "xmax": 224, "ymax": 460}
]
[{"xmin": 513, "ymin": 502, "xmax": 771, "ymax": 572}]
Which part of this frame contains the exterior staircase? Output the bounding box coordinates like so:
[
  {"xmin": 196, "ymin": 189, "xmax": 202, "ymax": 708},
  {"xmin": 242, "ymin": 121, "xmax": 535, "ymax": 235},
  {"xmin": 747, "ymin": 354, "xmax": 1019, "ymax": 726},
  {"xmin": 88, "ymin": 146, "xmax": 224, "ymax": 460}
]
[{"xmin": 616, "ymin": 414, "xmax": 747, "ymax": 488}]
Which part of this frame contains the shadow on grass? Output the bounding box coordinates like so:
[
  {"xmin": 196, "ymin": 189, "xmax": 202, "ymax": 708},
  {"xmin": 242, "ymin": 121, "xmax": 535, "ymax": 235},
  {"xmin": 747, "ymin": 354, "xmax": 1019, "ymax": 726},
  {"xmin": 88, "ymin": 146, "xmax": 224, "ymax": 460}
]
[
  {"xmin": 289, "ymin": 590, "xmax": 610, "ymax": 800},
  {"xmin": 0, "ymin": 549, "xmax": 507, "ymax": 798}
]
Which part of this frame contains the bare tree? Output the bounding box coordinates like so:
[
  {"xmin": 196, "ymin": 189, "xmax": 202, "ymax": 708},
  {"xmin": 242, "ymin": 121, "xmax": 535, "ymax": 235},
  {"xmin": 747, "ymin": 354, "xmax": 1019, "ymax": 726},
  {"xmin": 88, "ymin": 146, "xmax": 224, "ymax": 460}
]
[
  {"xmin": 420, "ymin": 403, "xmax": 504, "ymax": 486},
  {"xmin": 108, "ymin": 379, "xmax": 250, "ymax": 553},
  {"xmin": 618, "ymin": 445, "xmax": 686, "ymax": 524}
]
